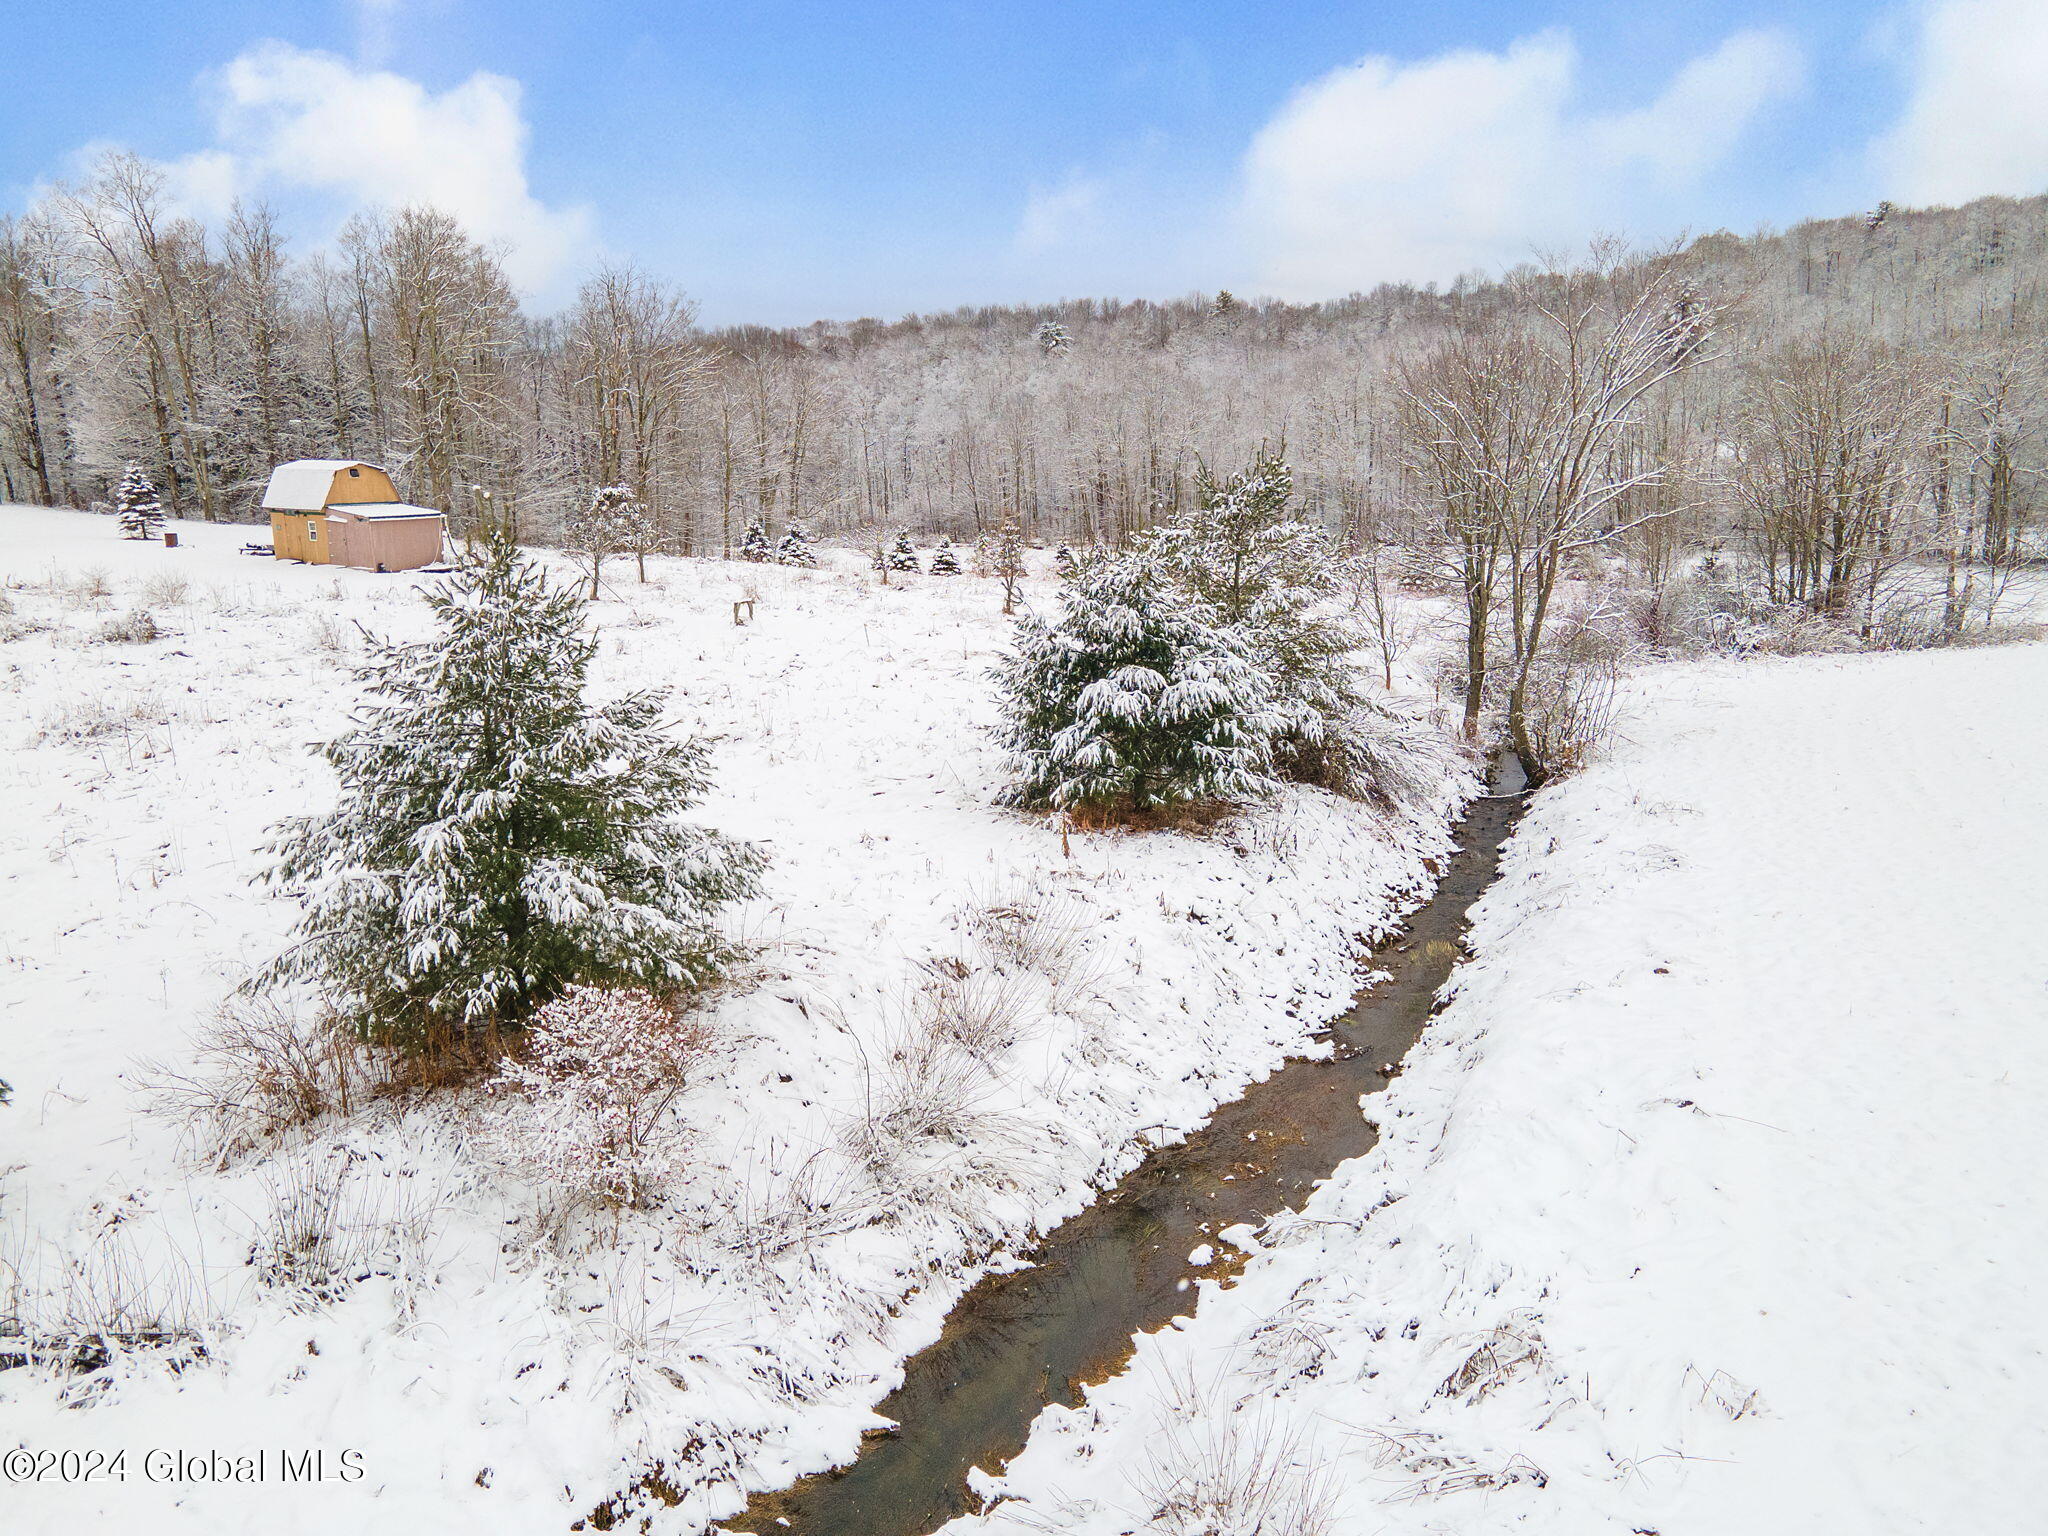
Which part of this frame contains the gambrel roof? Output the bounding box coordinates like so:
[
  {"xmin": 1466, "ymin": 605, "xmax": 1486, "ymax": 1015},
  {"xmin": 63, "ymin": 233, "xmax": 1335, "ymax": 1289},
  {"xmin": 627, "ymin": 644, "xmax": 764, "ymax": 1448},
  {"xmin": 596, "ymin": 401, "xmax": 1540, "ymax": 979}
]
[{"xmin": 260, "ymin": 460, "xmax": 384, "ymax": 511}]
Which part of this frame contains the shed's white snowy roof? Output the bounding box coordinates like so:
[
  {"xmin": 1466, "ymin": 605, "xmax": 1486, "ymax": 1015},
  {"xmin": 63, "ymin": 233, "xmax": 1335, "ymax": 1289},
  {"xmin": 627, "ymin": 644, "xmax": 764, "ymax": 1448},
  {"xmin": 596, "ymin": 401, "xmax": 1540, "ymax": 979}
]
[
  {"xmin": 327, "ymin": 503, "xmax": 443, "ymax": 522},
  {"xmin": 260, "ymin": 460, "xmax": 385, "ymax": 510}
]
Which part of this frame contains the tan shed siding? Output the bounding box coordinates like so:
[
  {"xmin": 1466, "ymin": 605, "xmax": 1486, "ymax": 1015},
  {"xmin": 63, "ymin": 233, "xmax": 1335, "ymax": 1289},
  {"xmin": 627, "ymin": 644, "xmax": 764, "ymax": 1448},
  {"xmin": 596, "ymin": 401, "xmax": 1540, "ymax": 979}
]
[
  {"xmin": 269, "ymin": 511, "xmax": 329, "ymax": 563},
  {"xmin": 322, "ymin": 465, "xmax": 400, "ymax": 506}
]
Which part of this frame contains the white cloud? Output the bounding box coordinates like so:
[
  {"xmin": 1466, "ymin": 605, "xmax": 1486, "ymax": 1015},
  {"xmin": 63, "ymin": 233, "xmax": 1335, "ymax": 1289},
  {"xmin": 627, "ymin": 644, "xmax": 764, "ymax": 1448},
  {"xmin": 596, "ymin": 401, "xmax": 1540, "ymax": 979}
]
[
  {"xmin": 1872, "ymin": 0, "xmax": 2048, "ymax": 205},
  {"xmin": 169, "ymin": 41, "xmax": 593, "ymax": 295},
  {"xmin": 1239, "ymin": 28, "xmax": 1803, "ymax": 299},
  {"xmin": 1016, "ymin": 172, "xmax": 1108, "ymax": 255}
]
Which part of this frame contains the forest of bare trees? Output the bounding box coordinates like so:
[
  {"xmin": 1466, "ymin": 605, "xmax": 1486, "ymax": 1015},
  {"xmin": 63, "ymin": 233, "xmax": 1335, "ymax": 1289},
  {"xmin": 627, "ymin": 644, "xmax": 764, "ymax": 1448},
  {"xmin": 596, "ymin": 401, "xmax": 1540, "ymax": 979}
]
[{"xmin": 2, "ymin": 153, "xmax": 2043, "ymax": 632}]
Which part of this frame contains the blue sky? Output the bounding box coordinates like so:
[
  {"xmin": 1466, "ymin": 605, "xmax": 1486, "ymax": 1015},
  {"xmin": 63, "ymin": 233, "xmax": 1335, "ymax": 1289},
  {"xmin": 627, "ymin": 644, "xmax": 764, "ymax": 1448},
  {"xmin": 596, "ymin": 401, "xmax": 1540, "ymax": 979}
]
[{"xmin": 5, "ymin": 1, "xmax": 2044, "ymax": 323}]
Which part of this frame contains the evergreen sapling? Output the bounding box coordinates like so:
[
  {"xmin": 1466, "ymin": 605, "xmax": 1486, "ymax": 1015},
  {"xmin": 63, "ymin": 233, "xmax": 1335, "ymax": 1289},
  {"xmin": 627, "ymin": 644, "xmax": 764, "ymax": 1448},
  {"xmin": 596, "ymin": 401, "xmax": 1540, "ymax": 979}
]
[
  {"xmin": 774, "ymin": 521, "xmax": 816, "ymax": 567},
  {"xmin": 887, "ymin": 531, "xmax": 922, "ymax": 574},
  {"xmin": 115, "ymin": 463, "xmax": 163, "ymax": 540},
  {"xmin": 929, "ymin": 536, "xmax": 962, "ymax": 576},
  {"xmin": 739, "ymin": 520, "xmax": 772, "ymax": 563}
]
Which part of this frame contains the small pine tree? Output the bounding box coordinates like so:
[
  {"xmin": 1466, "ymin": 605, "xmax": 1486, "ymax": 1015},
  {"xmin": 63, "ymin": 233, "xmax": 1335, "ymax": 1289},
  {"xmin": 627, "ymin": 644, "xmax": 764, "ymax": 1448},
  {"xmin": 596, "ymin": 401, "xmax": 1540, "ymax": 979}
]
[
  {"xmin": 739, "ymin": 520, "xmax": 772, "ymax": 563},
  {"xmin": 1053, "ymin": 544, "xmax": 1080, "ymax": 579},
  {"xmin": 114, "ymin": 464, "xmax": 163, "ymax": 540},
  {"xmin": 982, "ymin": 517, "xmax": 1026, "ymax": 613},
  {"xmin": 1034, "ymin": 319, "xmax": 1071, "ymax": 356},
  {"xmin": 774, "ymin": 522, "xmax": 817, "ymax": 567},
  {"xmin": 929, "ymin": 536, "xmax": 962, "ymax": 576},
  {"xmin": 888, "ymin": 531, "xmax": 922, "ymax": 574},
  {"xmin": 993, "ymin": 555, "xmax": 1277, "ymax": 818},
  {"xmin": 1209, "ymin": 289, "xmax": 1242, "ymax": 319},
  {"xmin": 254, "ymin": 534, "xmax": 764, "ymax": 1050}
]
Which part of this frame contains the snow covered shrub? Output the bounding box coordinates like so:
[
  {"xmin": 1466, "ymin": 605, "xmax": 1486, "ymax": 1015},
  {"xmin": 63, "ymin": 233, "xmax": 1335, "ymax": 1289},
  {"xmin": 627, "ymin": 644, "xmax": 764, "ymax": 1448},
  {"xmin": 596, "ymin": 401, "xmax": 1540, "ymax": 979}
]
[
  {"xmin": 491, "ymin": 987, "xmax": 712, "ymax": 1210},
  {"xmin": 136, "ymin": 571, "xmax": 189, "ymax": 607},
  {"xmin": 738, "ymin": 520, "xmax": 772, "ymax": 562},
  {"xmin": 1053, "ymin": 542, "xmax": 1081, "ymax": 579},
  {"xmin": 113, "ymin": 463, "xmax": 163, "ymax": 540},
  {"xmin": 928, "ymin": 536, "xmax": 962, "ymax": 575},
  {"xmin": 255, "ymin": 533, "xmax": 764, "ymax": 1054},
  {"xmin": 992, "ymin": 553, "xmax": 1279, "ymax": 820},
  {"xmin": 93, "ymin": 608, "xmax": 160, "ymax": 644},
  {"xmin": 1513, "ymin": 603, "xmax": 1631, "ymax": 779}
]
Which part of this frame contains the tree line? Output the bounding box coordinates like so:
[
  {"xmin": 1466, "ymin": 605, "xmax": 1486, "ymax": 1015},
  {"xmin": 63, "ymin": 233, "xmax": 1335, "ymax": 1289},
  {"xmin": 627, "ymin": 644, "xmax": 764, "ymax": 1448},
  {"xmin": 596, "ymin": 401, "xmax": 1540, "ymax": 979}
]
[{"xmin": 2, "ymin": 154, "xmax": 2043, "ymax": 619}]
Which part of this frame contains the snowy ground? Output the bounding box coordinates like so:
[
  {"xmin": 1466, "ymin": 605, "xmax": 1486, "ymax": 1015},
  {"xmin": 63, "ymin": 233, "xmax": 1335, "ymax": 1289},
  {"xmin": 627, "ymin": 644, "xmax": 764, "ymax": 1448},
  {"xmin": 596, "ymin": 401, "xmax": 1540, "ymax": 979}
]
[
  {"xmin": 942, "ymin": 640, "xmax": 2048, "ymax": 1535},
  {"xmin": 0, "ymin": 507, "xmax": 1470, "ymax": 1534}
]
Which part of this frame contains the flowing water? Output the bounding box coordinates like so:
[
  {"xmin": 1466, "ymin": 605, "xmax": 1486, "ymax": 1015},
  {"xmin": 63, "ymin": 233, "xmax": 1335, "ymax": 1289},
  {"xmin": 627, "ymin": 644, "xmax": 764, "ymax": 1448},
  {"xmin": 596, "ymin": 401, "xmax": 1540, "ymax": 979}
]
[{"xmin": 708, "ymin": 757, "xmax": 1530, "ymax": 1536}]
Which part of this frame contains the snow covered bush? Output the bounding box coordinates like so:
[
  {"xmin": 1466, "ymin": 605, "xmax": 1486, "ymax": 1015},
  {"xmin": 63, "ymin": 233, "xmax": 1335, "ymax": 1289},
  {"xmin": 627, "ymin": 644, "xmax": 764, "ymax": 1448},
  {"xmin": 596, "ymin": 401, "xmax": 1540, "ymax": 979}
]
[
  {"xmin": 887, "ymin": 530, "xmax": 922, "ymax": 573},
  {"xmin": 1053, "ymin": 543, "xmax": 1080, "ymax": 579},
  {"xmin": 929, "ymin": 536, "xmax": 962, "ymax": 575},
  {"xmin": 255, "ymin": 533, "xmax": 764, "ymax": 1055},
  {"xmin": 739, "ymin": 519, "xmax": 772, "ymax": 563},
  {"xmin": 93, "ymin": 608, "xmax": 160, "ymax": 644},
  {"xmin": 490, "ymin": 987, "xmax": 712, "ymax": 1210},
  {"xmin": 992, "ymin": 553, "xmax": 1279, "ymax": 820},
  {"xmin": 113, "ymin": 463, "xmax": 162, "ymax": 540}
]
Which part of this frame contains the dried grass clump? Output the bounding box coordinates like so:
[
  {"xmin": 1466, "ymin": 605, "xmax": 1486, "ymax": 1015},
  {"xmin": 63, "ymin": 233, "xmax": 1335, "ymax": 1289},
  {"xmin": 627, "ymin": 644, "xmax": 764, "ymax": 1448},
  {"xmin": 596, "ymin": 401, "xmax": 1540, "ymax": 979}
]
[
  {"xmin": 141, "ymin": 998, "xmax": 375, "ymax": 1166},
  {"xmin": 1134, "ymin": 1375, "xmax": 1339, "ymax": 1536}
]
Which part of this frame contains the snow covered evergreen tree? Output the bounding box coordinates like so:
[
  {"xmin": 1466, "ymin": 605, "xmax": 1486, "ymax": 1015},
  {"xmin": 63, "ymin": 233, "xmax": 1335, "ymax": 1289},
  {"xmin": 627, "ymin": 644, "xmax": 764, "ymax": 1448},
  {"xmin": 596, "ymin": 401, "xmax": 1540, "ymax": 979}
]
[
  {"xmin": 888, "ymin": 530, "xmax": 922, "ymax": 573},
  {"xmin": 774, "ymin": 521, "xmax": 816, "ymax": 567},
  {"xmin": 929, "ymin": 536, "xmax": 961, "ymax": 575},
  {"xmin": 1144, "ymin": 448, "xmax": 1429, "ymax": 802},
  {"xmin": 1053, "ymin": 543, "xmax": 1080, "ymax": 579},
  {"xmin": 739, "ymin": 519, "xmax": 772, "ymax": 562},
  {"xmin": 114, "ymin": 463, "xmax": 162, "ymax": 539},
  {"xmin": 1034, "ymin": 320, "xmax": 1071, "ymax": 356},
  {"xmin": 1209, "ymin": 289, "xmax": 1242, "ymax": 319},
  {"xmin": 993, "ymin": 554, "xmax": 1278, "ymax": 819},
  {"xmin": 255, "ymin": 533, "xmax": 764, "ymax": 1052}
]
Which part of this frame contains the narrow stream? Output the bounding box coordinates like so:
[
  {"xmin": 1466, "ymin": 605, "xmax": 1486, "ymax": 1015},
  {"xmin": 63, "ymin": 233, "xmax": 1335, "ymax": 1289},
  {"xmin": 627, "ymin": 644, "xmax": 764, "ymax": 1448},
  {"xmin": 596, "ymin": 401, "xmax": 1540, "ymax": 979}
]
[{"xmin": 709, "ymin": 755, "xmax": 1529, "ymax": 1536}]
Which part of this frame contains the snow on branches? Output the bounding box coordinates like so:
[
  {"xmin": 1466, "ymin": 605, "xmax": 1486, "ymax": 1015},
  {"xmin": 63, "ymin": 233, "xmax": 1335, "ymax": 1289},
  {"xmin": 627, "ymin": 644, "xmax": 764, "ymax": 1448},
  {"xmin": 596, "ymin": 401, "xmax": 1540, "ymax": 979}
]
[
  {"xmin": 993, "ymin": 555, "xmax": 1280, "ymax": 818},
  {"xmin": 114, "ymin": 463, "xmax": 162, "ymax": 540},
  {"xmin": 254, "ymin": 534, "xmax": 764, "ymax": 1051},
  {"xmin": 491, "ymin": 986, "xmax": 712, "ymax": 1209}
]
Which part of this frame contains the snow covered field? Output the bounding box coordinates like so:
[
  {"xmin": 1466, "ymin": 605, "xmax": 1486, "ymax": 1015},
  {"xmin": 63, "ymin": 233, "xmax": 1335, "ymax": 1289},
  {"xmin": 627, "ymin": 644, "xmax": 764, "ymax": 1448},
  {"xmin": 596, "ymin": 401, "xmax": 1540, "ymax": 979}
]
[
  {"xmin": 0, "ymin": 507, "xmax": 1469, "ymax": 1534},
  {"xmin": 944, "ymin": 640, "xmax": 2048, "ymax": 1535}
]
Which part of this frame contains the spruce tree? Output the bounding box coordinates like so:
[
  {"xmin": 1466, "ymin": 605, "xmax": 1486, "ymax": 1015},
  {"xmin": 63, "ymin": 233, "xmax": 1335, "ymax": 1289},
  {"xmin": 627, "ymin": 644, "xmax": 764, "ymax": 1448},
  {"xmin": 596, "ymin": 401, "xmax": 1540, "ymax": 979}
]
[
  {"xmin": 774, "ymin": 522, "xmax": 816, "ymax": 567},
  {"xmin": 114, "ymin": 464, "xmax": 163, "ymax": 540},
  {"xmin": 1144, "ymin": 448, "xmax": 1423, "ymax": 801},
  {"xmin": 1034, "ymin": 320, "xmax": 1071, "ymax": 356},
  {"xmin": 1053, "ymin": 544, "xmax": 1080, "ymax": 580},
  {"xmin": 255, "ymin": 534, "xmax": 764, "ymax": 1050},
  {"xmin": 993, "ymin": 554, "xmax": 1277, "ymax": 818},
  {"xmin": 928, "ymin": 536, "xmax": 962, "ymax": 575},
  {"xmin": 739, "ymin": 520, "xmax": 772, "ymax": 562},
  {"xmin": 888, "ymin": 531, "xmax": 922, "ymax": 574}
]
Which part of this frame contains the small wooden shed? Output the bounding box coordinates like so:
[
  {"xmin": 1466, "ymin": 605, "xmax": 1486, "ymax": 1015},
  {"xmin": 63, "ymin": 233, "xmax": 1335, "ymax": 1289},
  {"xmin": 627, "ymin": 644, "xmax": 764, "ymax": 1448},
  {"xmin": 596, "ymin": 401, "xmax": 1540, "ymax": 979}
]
[{"xmin": 261, "ymin": 460, "xmax": 445, "ymax": 571}]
